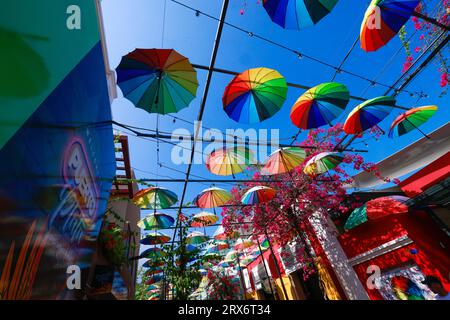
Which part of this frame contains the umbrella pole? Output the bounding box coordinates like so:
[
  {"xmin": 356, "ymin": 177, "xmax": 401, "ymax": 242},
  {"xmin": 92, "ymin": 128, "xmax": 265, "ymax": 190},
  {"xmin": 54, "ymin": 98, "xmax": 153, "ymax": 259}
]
[
  {"xmin": 264, "ymin": 229, "xmax": 289, "ymax": 300},
  {"xmin": 256, "ymin": 236, "xmax": 276, "ymax": 300}
]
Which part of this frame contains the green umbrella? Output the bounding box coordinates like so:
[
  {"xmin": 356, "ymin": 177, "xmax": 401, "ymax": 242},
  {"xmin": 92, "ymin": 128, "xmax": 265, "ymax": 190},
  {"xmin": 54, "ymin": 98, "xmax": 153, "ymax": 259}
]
[{"xmin": 133, "ymin": 187, "xmax": 178, "ymax": 209}]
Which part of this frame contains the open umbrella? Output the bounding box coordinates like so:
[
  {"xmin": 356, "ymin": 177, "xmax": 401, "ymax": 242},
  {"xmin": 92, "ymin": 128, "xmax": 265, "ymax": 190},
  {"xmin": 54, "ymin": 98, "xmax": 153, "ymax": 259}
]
[
  {"xmin": 222, "ymin": 67, "xmax": 287, "ymax": 124},
  {"xmin": 206, "ymin": 147, "xmax": 254, "ymax": 177},
  {"xmin": 133, "ymin": 187, "xmax": 178, "ymax": 209},
  {"xmin": 241, "ymin": 186, "xmax": 276, "ymax": 205},
  {"xmin": 143, "ymin": 260, "xmax": 165, "ymax": 268},
  {"xmin": 261, "ymin": 147, "xmax": 306, "ymax": 175},
  {"xmin": 344, "ymin": 195, "xmax": 410, "ymax": 229},
  {"xmin": 116, "ymin": 48, "xmax": 198, "ymax": 114},
  {"xmin": 213, "ymin": 240, "xmax": 230, "ymax": 250},
  {"xmin": 139, "ymin": 247, "xmax": 167, "ymax": 260},
  {"xmin": 191, "ymin": 211, "xmax": 219, "ymax": 227},
  {"xmin": 360, "ymin": 0, "xmax": 449, "ymax": 52},
  {"xmin": 202, "ymin": 252, "xmax": 222, "ymax": 262},
  {"xmin": 146, "ymin": 284, "xmax": 160, "ymax": 292},
  {"xmin": 213, "ymin": 225, "xmax": 240, "ymax": 240},
  {"xmin": 391, "ymin": 276, "xmax": 425, "ymax": 300},
  {"xmin": 388, "ymin": 105, "xmax": 437, "ymax": 138},
  {"xmin": 290, "ymin": 82, "xmax": 350, "ymax": 129},
  {"xmin": 145, "ymin": 274, "xmax": 164, "ymax": 285},
  {"xmin": 138, "ymin": 213, "xmax": 175, "ymax": 230},
  {"xmin": 303, "ymin": 152, "xmax": 344, "ymax": 175},
  {"xmin": 144, "ymin": 268, "xmax": 164, "ymax": 277},
  {"xmin": 194, "ymin": 187, "xmax": 232, "ymax": 208},
  {"xmin": 142, "ymin": 254, "xmax": 165, "ymax": 268},
  {"xmin": 343, "ymin": 96, "xmax": 396, "ymax": 134},
  {"xmin": 140, "ymin": 231, "xmax": 171, "ymax": 244},
  {"xmin": 262, "ymin": 0, "xmax": 339, "ymax": 30},
  {"xmin": 186, "ymin": 231, "xmax": 209, "ymax": 245},
  {"xmin": 234, "ymin": 238, "xmax": 255, "ymax": 251}
]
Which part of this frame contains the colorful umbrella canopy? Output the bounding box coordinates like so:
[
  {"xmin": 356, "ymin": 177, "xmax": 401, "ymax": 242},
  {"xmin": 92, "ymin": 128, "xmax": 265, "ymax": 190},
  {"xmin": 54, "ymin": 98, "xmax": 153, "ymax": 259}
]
[
  {"xmin": 144, "ymin": 268, "xmax": 164, "ymax": 277},
  {"xmin": 344, "ymin": 195, "xmax": 410, "ymax": 229},
  {"xmin": 212, "ymin": 240, "xmax": 230, "ymax": 251},
  {"xmin": 139, "ymin": 247, "xmax": 167, "ymax": 260},
  {"xmin": 222, "ymin": 67, "xmax": 287, "ymax": 124},
  {"xmin": 191, "ymin": 211, "xmax": 219, "ymax": 227},
  {"xmin": 186, "ymin": 231, "xmax": 209, "ymax": 245},
  {"xmin": 343, "ymin": 96, "xmax": 396, "ymax": 134},
  {"xmin": 143, "ymin": 260, "xmax": 165, "ymax": 268},
  {"xmin": 261, "ymin": 147, "xmax": 306, "ymax": 175},
  {"xmin": 194, "ymin": 187, "xmax": 232, "ymax": 208},
  {"xmin": 116, "ymin": 48, "xmax": 198, "ymax": 114},
  {"xmin": 133, "ymin": 187, "xmax": 178, "ymax": 209},
  {"xmin": 234, "ymin": 238, "xmax": 255, "ymax": 251},
  {"xmin": 140, "ymin": 231, "xmax": 171, "ymax": 245},
  {"xmin": 146, "ymin": 284, "xmax": 160, "ymax": 291},
  {"xmin": 262, "ymin": 0, "xmax": 339, "ymax": 29},
  {"xmin": 360, "ymin": 0, "xmax": 421, "ymax": 52},
  {"xmin": 137, "ymin": 213, "xmax": 175, "ymax": 230},
  {"xmin": 391, "ymin": 276, "xmax": 425, "ymax": 300},
  {"xmin": 239, "ymin": 254, "xmax": 258, "ymax": 266},
  {"xmin": 202, "ymin": 252, "xmax": 222, "ymax": 262},
  {"xmin": 290, "ymin": 82, "xmax": 350, "ymax": 129},
  {"xmin": 206, "ymin": 147, "xmax": 254, "ymax": 176},
  {"xmin": 145, "ymin": 274, "xmax": 164, "ymax": 285},
  {"xmin": 388, "ymin": 105, "xmax": 437, "ymax": 138},
  {"xmin": 241, "ymin": 186, "xmax": 276, "ymax": 205},
  {"xmin": 213, "ymin": 225, "xmax": 240, "ymax": 240},
  {"xmin": 224, "ymin": 250, "xmax": 237, "ymax": 262},
  {"xmin": 303, "ymin": 152, "xmax": 344, "ymax": 175}
]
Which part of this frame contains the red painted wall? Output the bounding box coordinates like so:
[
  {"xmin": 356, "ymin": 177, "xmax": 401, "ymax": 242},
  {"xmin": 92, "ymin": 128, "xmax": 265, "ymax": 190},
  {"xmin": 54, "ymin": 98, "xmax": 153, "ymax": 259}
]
[{"xmin": 338, "ymin": 210, "xmax": 450, "ymax": 299}]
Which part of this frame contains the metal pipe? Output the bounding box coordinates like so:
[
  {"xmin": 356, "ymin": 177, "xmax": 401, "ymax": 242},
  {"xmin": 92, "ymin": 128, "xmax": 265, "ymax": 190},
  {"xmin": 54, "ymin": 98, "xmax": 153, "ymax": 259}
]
[{"xmin": 170, "ymin": 0, "xmax": 230, "ymax": 262}]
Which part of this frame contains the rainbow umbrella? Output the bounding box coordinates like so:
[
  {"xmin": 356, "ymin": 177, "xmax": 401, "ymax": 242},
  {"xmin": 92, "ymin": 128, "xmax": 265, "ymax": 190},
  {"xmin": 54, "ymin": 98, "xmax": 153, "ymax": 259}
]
[
  {"xmin": 213, "ymin": 225, "xmax": 240, "ymax": 240},
  {"xmin": 343, "ymin": 96, "xmax": 396, "ymax": 134},
  {"xmin": 186, "ymin": 231, "xmax": 209, "ymax": 245},
  {"xmin": 241, "ymin": 186, "xmax": 276, "ymax": 205},
  {"xmin": 145, "ymin": 274, "xmax": 164, "ymax": 285},
  {"xmin": 116, "ymin": 48, "xmax": 198, "ymax": 114},
  {"xmin": 239, "ymin": 254, "xmax": 258, "ymax": 267},
  {"xmin": 262, "ymin": 0, "xmax": 339, "ymax": 29},
  {"xmin": 290, "ymin": 82, "xmax": 350, "ymax": 129},
  {"xmin": 133, "ymin": 187, "xmax": 178, "ymax": 209},
  {"xmin": 140, "ymin": 231, "xmax": 171, "ymax": 244},
  {"xmin": 194, "ymin": 187, "xmax": 232, "ymax": 208},
  {"xmin": 360, "ymin": 0, "xmax": 421, "ymax": 52},
  {"xmin": 146, "ymin": 284, "xmax": 160, "ymax": 292},
  {"xmin": 391, "ymin": 276, "xmax": 425, "ymax": 300},
  {"xmin": 388, "ymin": 105, "xmax": 437, "ymax": 138},
  {"xmin": 303, "ymin": 152, "xmax": 344, "ymax": 176},
  {"xmin": 224, "ymin": 250, "xmax": 238, "ymax": 262},
  {"xmin": 234, "ymin": 238, "xmax": 255, "ymax": 251},
  {"xmin": 138, "ymin": 213, "xmax": 175, "ymax": 230},
  {"xmin": 191, "ymin": 211, "xmax": 219, "ymax": 227},
  {"xmin": 144, "ymin": 268, "xmax": 164, "ymax": 277},
  {"xmin": 139, "ymin": 247, "xmax": 167, "ymax": 260},
  {"xmin": 202, "ymin": 252, "xmax": 221, "ymax": 262},
  {"xmin": 344, "ymin": 195, "xmax": 410, "ymax": 230},
  {"xmin": 261, "ymin": 147, "xmax": 306, "ymax": 175},
  {"xmin": 143, "ymin": 260, "xmax": 165, "ymax": 268},
  {"xmin": 206, "ymin": 147, "xmax": 254, "ymax": 177},
  {"xmin": 212, "ymin": 240, "xmax": 229, "ymax": 251},
  {"xmin": 222, "ymin": 67, "xmax": 287, "ymax": 124}
]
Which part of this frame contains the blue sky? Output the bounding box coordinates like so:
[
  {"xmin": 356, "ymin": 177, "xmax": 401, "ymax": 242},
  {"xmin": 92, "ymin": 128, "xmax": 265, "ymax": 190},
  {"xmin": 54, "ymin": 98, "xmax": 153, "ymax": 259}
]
[{"xmin": 101, "ymin": 0, "xmax": 449, "ymax": 240}]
